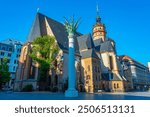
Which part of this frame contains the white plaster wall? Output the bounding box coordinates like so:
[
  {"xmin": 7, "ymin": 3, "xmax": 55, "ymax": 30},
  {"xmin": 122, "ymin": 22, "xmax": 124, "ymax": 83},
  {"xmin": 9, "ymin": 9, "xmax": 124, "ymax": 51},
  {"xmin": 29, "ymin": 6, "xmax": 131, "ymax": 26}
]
[{"xmin": 101, "ymin": 53, "xmax": 110, "ymax": 72}]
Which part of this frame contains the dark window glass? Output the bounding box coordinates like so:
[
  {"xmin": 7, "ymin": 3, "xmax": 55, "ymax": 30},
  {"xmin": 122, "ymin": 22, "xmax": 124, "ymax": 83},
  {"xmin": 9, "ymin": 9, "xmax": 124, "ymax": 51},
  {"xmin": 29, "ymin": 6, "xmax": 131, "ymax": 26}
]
[
  {"xmin": 117, "ymin": 84, "xmax": 119, "ymax": 88},
  {"xmin": 13, "ymin": 66, "xmax": 15, "ymax": 71},
  {"xmin": 9, "ymin": 48, "xmax": 12, "ymax": 51},
  {"xmin": 109, "ymin": 56, "xmax": 113, "ymax": 70},
  {"xmin": 8, "ymin": 53, "xmax": 11, "ymax": 57},
  {"xmin": 0, "ymin": 52, "xmax": 4, "ymax": 56},
  {"xmin": 7, "ymin": 59, "xmax": 10, "ymax": 63},
  {"xmin": 14, "ymin": 60, "xmax": 16, "ymax": 64},
  {"xmin": 2, "ymin": 47, "xmax": 5, "ymax": 50},
  {"xmin": 114, "ymin": 84, "xmax": 116, "ymax": 89}
]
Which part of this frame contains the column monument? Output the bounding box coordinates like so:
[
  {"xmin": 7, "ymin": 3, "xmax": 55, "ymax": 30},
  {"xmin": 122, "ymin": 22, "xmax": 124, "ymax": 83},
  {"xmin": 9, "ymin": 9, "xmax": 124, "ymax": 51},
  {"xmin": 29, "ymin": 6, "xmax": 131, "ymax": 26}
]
[{"xmin": 64, "ymin": 17, "xmax": 80, "ymax": 97}]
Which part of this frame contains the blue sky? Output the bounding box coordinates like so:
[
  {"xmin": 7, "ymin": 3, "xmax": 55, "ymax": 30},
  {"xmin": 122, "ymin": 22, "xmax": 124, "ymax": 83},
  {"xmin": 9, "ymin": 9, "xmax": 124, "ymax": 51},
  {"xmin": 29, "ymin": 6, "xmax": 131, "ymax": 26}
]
[{"xmin": 0, "ymin": 0, "xmax": 150, "ymax": 65}]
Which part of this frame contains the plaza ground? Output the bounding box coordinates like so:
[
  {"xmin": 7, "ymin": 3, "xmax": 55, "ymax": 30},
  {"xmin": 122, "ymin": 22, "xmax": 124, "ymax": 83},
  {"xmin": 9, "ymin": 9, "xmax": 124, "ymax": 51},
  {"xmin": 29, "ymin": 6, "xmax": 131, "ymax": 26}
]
[{"xmin": 1, "ymin": 91, "xmax": 150, "ymax": 100}]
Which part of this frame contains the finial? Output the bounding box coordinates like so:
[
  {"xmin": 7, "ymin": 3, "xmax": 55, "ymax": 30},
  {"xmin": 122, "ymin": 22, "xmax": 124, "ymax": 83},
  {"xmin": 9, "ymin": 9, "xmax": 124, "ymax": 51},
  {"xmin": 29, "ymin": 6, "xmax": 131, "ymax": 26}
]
[
  {"xmin": 37, "ymin": 8, "xmax": 40, "ymax": 13},
  {"xmin": 96, "ymin": 0, "xmax": 101, "ymax": 23},
  {"xmin": 96, "ymin": 1, "xmax": 100, "ymax": 16}
]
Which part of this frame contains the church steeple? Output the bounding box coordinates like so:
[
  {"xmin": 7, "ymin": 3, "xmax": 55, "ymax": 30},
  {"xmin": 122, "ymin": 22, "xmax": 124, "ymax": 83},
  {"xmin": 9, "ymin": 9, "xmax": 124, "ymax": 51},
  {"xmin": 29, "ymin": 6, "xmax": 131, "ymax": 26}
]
[{"xmin": 92, "ymin": 2, "xmax": 106, "ymax": 42}]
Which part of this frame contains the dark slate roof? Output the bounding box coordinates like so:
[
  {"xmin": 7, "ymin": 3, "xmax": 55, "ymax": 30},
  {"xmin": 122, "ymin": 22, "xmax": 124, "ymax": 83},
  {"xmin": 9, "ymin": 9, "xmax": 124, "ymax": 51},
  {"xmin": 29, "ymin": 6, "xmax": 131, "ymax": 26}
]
[
  {"xmin": 80, "ymin": 49, "xmax": 99, "ymax": 59},
  {"xmin": 95, "ymin": 45, "xmax": 101, "ymax": 52},
  {"xmin": 101, "ymin": 72, "xmax": 125, "ymax": 81},
  {"xmin": 100, "ymin": 40, "xmax": 114, "ymax": 52},
  {"xmin": 111, "ymin": 73, "xmax": 122, "ymax": 81},
  {"xmin": 27, "ymin": 13, "xmax": 43, "ymax": 42},
  {"xmin": 101, "ymin": 73, "xmax": 111, "ymax": 81},
  {"xmin": 26, "ymin": 13, "xmax": 82, "ymax": 53},
  {"xmin": 77, "ymin": 33, "xmax": 94, "ymax": 51},
  {"xmin": 93, "ymin": 38, "xmax": 103, "ymax": 47}
]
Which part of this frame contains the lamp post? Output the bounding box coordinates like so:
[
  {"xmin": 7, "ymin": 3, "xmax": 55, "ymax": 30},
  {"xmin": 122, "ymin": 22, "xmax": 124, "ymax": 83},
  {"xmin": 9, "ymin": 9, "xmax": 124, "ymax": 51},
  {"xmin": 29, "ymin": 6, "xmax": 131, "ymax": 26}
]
[{"xmin": 64, "ymin": 17, "xmax": 80, "ymax": 97}]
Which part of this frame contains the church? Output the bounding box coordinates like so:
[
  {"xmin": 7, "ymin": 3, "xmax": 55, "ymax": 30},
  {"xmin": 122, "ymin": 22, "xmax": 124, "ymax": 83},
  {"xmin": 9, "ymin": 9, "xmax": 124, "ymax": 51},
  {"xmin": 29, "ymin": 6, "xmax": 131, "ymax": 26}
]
[{"xmin": 14, "ymin": 7, "xmax": 129, "ymax": 92}]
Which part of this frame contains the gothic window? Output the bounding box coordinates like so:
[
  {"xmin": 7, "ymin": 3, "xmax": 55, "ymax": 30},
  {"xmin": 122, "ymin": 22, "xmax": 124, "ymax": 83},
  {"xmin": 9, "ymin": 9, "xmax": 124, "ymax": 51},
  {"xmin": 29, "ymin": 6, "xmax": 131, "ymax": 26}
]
[
  {"xmin": 29, "ymin": 66, "xmax": 35, "ymax": 79},
  {"xmin": 23, "ymin": 47, "xmax": 27, "ymax": 61},
  {"xmin": 109, "ymin": 56, "xmax": 114, "ymax": 70}
]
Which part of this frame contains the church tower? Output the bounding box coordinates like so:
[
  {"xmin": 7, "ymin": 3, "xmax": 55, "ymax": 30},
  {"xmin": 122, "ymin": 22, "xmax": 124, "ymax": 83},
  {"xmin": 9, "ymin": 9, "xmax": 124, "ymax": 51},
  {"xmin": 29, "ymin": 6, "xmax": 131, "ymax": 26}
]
[{"xmin": 92, "ymin": 4, "xmax": 106, "ymax": 42}]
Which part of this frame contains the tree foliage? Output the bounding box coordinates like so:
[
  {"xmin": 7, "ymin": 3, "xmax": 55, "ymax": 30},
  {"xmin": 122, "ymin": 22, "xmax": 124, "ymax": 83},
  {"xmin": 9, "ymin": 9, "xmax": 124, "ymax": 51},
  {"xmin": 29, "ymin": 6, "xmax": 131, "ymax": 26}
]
[
  {"xmin": 0, "ymin": 57, "xmax": 11, "ymax": 89},
  {"xmin": 29, "ymin": 35, "xmax": 59, "ymax": 81}
]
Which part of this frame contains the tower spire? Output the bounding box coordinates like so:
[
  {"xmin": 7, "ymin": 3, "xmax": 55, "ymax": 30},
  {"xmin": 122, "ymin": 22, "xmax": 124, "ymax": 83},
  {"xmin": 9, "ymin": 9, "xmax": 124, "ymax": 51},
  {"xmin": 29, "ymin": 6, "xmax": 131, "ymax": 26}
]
[
  {"xmin": 96, "ymin": 1, "xmax": 101, "ymax": 23},
  {"xmin": 37, "ymin": 8, "xmax": 40, "ymax": 13},
  {"xmin": 96, "ymin": 1, "xmax": 99, "ymax": 16}
]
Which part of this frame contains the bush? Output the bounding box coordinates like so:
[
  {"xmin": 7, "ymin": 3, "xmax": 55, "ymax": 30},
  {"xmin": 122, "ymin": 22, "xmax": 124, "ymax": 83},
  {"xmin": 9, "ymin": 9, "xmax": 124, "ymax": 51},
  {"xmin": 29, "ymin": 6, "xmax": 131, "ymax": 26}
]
[
  {"xmin": 22, "ymin": 84, "xmax": 33, "ymax": 92},
  {"xmin": 52, "ymin": 87, "xmax": 58, "ymax": 92}
]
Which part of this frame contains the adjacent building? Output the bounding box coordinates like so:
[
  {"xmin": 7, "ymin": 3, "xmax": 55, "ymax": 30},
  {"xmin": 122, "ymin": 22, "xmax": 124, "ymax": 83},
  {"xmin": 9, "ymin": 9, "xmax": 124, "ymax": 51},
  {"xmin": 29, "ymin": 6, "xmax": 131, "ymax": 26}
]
[
  {"xmin": 0, "ymin": 39, "xmax": 23, "ymax": 88},
  {"xmin": 148, "ymin": 62, "xmax": 150, "ymax": 72},
  {"xmin": 119, "ymin": 55, "xmax": 150, "ymax": 90}
]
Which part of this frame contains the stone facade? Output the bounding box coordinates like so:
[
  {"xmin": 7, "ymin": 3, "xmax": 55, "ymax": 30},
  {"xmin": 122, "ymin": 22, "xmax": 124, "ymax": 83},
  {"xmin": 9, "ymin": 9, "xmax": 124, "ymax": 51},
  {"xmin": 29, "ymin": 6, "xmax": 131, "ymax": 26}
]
[
  {"xmin": 81, "ymin": 57, "xmax": 101, "ymax": 93},
  {"xmin": 14, "ymin": 11, "xmax": 128, "ymax": 93},
  {"xmin": 14, "ymin": 43, "xmax": 39, "ymax": 91}
]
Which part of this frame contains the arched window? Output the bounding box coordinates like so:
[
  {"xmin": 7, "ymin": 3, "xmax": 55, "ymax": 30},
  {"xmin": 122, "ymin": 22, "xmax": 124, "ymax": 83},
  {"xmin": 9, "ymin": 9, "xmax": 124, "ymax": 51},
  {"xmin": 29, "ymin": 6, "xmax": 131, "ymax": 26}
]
[
  {"xmin": 23, "ymin": 47, "xmax": 27, "ymax": 61},
  {"xmin": 117, "ymin": 83, "xmax": 119, "ymax": 88},
  {"xmin": 114, "ymin": 83, "xmax": 116, "ymax": 89}
]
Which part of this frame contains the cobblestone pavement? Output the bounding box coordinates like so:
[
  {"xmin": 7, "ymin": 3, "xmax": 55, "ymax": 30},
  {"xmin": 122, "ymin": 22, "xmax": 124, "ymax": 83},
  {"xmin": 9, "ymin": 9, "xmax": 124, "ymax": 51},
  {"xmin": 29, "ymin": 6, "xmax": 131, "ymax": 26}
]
[{"xmin": 0, "ymin": 91, "xmax": 150, "ymax": 100}]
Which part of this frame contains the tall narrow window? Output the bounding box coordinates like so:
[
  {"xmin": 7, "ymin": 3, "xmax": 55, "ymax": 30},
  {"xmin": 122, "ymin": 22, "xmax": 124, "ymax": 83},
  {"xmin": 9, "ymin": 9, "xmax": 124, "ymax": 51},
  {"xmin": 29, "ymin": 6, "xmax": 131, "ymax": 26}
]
[
  {"xmin": 117, "ymin": 83, "xmax": 119, "ymax": 88},
  {"xmin": 114, "ymin": 83, "xmax": 116, "ymax": 89},
  {"xmin": 96, "ymin": 75, "xmax": 97, "ymax": 81},
  {"xmin": 88, "ymin": 65, "xmax": 90, "ymax": 71},
  {"xmin": 14, "ymin": 60, "xmax": 16, "ymax": 64},
  {"xmin": 1, "ymin": 52, "xmax": 4, "ymax": 56},
  {"xmin": 109, "ymin": 56, "xmax": 113, "ymax": 70}
]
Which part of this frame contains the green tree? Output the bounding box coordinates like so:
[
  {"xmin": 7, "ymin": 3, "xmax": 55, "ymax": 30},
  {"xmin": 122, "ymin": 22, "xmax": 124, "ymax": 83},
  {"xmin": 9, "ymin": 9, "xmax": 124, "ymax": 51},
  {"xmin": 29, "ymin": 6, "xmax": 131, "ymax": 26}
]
[
  {"xmin": 29, "ymin": 35, "xmax": 59, "ymax": 82},
  {"xmin": 0, "ymin": 57, "xmax": 11, "ymax": 90}
]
